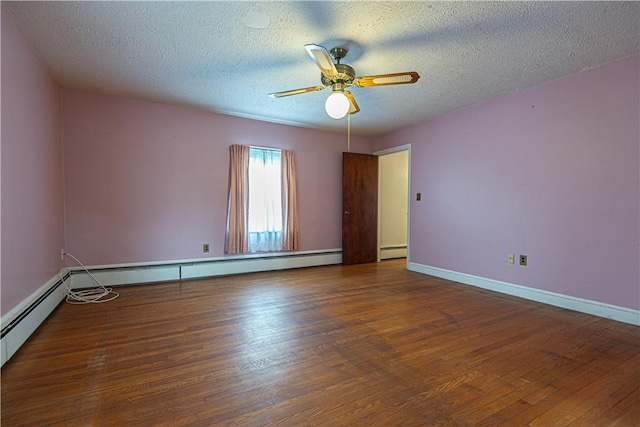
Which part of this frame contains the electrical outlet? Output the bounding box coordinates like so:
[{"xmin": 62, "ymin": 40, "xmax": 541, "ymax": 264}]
[
  {"xmin": 416, "ymin": 192, "xmax": 422, "ymax": 201},
  {"xmin": 507, "ymin": 253, "xmax": 514, "ymax": 264},
  {"xmin": 202, "ymin": 243, "xmax": 210, "ymax": 253},
  {"xmin": 519, "ymin": 255, "xmax": 527, "ymax": 266}
]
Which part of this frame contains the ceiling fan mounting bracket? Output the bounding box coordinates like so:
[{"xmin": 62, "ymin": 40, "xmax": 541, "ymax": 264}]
[{"xmin": 330, "ymin": 47, "xmax": 348, "ymax": 63}]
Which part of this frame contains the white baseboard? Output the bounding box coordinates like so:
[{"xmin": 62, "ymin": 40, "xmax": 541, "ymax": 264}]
[
  {"xmin": 1, "ymin": 272, "xmax": 68, "ymax": 367},
  {"xmin": 380, "ymin": 246, "xmax": 407, "ymax": 260},
  {"xmin": 70, "ymin": 250, "xmax": 342, "ymax": 288},
  {"xmin": 2, "ymin": 250, "xmax": 342, "ymax": 366},
  {"xmin": 70, "ymin": 265, "xmax": 181, "ymax": 289},
  {"xmin": 6, "ymin": 255, "xmax": 634, "ymax": 367},
  {"xmin": 408, "ymin": 262, "xmax": 640, "ymax": 326},
  {"xmin": 181, "ymin": 251, "xmax": 341, "ymax": 279}
]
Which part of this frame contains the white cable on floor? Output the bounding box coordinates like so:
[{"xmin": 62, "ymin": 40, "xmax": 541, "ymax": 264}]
[{"xmin": 61, "ymin": 252, "xmax": 119, "ymax": 304}]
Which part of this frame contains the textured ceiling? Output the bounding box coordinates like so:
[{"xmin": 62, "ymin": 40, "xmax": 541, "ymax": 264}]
[{"xmin": 4, "ymin": 1, "xmax": 639, "ymax": 136}]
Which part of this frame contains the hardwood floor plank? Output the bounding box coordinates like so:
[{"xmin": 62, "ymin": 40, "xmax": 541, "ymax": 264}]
[
  {"xmin": 568, "ymin": 383, "xmax": 640, "ymax": 426},
  {"xmin": 2, "ymin": 260, "xmax": 638, "ymax": 426},
  {"xmin": 529, "ymin": 350, "xmax": 640, "ymax": 426}
]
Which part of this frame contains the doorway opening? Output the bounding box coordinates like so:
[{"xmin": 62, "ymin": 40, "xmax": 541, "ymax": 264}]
[{"xmin": 375, "ymin": 145, "xmax": 410, "ymax": 266}]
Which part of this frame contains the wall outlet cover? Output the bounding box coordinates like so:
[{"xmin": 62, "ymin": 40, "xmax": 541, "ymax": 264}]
[
  {"xmin": 507, "ymin": 253, "xmax": 515, "ymax": 264},
  {"xmin": 519, "ymin": 255, "xmax": 527, "ymax": 266}
]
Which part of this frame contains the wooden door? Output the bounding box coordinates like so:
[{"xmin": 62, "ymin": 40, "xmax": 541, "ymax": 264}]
[{"xmin": 342, "ymin": 152, "xmax": 378, "ymax": 265}]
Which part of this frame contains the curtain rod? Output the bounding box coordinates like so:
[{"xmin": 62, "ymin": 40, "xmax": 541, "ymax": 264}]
[{"xmin": 249, "ymin": 145, "xmax": 281, "ymax": 152}]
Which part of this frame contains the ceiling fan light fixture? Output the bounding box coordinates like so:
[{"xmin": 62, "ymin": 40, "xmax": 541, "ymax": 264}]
[
  {"xmin": 271, "ymin": 44, "xmax": 421, "ymax": 118},
  {"xmin": 325, "ymin": 91, "xmax": 350, "ymax": 119}
]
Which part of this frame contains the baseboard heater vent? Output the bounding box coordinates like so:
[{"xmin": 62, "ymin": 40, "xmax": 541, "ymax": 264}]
[
  {"xmin": 2, "ymin": 250, "xmax": 342, "ymax": 366},
  {"xmin": 1, "ymin": 271, "xmax": 70, "ymax": 366},
  {"xmin": 68, "ymin": 249, "xmax": 343, "ymax": 289},
  {"xmin": 1, "ymin": 272, "xmax": 69, "ymax": 340},
  {"xmin": 380, "ymin": 245, "xmax": 407, "ymax": 260}
]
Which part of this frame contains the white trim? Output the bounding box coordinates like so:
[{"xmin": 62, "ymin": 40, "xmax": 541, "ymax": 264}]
[
  {"xmin": 374, "ymin": 144, "xmax": 412, "ymax": 157},
  {"xmin": 181, "ymin": 251, "xmax": 341, "ymax": 279},
  {"xmin": 65, "ymin": 248, "xmax": 341, "ymax": 271},
  {"xmin": 408, "ymin": 262, "xmax": 640, "ymax": 326},
  {"xmin": 2, "ymin": 250, "xmax": 342, "ymax": 365},
  {"xmin": 380, "ymin": 246, "xmax": 407, "ymax": 260},
  {"xmin": 70, "ymin": 265, "xmax": 180, "ymax": 289},
  {"xmin": 1, "ymin": 273, "xmax": 64, "ymax": 329},
  {"xmin": 374, "ymin": 144, "xmax": 411, "ymax": 266},
  {"xmin": 1, "ymin": 337, "xmax": 7, "ymax": 367},
  {"xmin": 1, "ymin": 272, "xmax": 67, "ymax": 367},
  {"xmin": 376, "ymin": 155, "xmax": 382, "ymax": 262},
  {"xmin": 69, "ymin": 250, "xmax": 342, "ymax": 288}
]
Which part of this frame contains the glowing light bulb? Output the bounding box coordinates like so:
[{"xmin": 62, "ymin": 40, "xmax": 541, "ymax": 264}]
[{"xmin": 325, "ymin": 91, "xmax": 350, "ymax": 119}]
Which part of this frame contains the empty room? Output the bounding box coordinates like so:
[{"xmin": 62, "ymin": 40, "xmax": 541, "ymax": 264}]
[{"xmin": 1, "ymin": 2, "xmax": 639, "ymax": 425}]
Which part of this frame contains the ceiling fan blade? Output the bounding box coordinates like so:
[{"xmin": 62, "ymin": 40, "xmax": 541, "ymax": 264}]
[
  {"xmin": 344, "ymin": 91, "xmax": 360, "ymax": 114},
  {"xmin": 304, "ymin": 43, "xmax": 338, "ymax": 78},
  {"xmin": 353, "ymin": 71, "xmax": 420, "ymax": 88},
  {"xmin": 268, "ymin": 86, "xmax": 326, "ymax": 98}
]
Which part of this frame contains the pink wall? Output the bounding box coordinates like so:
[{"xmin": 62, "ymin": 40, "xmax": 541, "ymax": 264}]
[
  {"xmin": 62, "ymin": 90, "xmax": 372, "ymax": 265},
  {"xmin": 3, "ymin": 0, "xmax": 637, "ymax": 319},
  {"xmin": 374, "ymin": 55, "xmax": 640, "ymax": 310},
  {"xmin": 1, "ymin": 8, "xmax": 65, "ymax": 315}
]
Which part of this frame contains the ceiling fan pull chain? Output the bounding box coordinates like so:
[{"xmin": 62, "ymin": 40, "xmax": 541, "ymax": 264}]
[{"xmin": 347, "ymin": 112, "xmax": 351, "ymax": 152}]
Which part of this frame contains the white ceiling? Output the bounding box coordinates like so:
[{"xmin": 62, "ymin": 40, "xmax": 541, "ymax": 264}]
[{"xmin": 4, "ymin": 1, "xmax": 639, "ymax": 136}]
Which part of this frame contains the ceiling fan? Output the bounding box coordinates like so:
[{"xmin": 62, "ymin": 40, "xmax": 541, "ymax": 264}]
[{"xmin": 268, "ymin": 44, "xmax": 420, "ymax": 119}]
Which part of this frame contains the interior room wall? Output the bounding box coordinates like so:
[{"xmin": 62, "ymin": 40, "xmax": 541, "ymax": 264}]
[
  {"xmin": 373, "ymin": 54, "xmax": 640, "ymax": 310},
  {"xmin": 3, "ymin": 0, "xmax": 636, "ymax": 322},
  {"xmin": 62, "ymin": 89, "xmax": 373, "ymax": 266},
  {"xmin": 1, "ymin": 8, "xmax": 65, "ymax": 316}
]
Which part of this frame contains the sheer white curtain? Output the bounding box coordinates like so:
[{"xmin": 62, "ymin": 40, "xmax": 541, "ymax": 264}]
[{"xmin": 248, "ymin": 148, "xmax": 283, "ymax": 252}]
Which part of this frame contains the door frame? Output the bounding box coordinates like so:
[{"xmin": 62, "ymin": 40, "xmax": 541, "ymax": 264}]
[{"xmin": 374, "ymin": 144, "xmax": 411, "ymax": 268}]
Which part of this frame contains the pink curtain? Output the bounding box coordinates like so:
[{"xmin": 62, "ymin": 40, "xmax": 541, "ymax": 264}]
[
  {"xmin": 281, "ymin": 149, "xmax": 300, "ymax": 251},
  {"xmin": 225, "ymin": 144, "xmax": 250, "ymax": 254}
]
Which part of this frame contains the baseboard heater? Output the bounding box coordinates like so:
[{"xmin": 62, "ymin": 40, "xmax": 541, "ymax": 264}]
[
  {"xmin": 0, "ymin": 271, "xmax": 70, "ymax": 341},
  {"xmin": 69, "ymin": 250, "xmax": 343, "ymax": 289},
  {"xmin": 1, "ymin": 249, "xmax": 342, "ymax": 366},
  {"xmin": 380, "ymin": 245, "xmax": 407, "ymax": 260},
  {"xmin": 1, "ymin": 272, "xmax": 70, "ymax": 366}
]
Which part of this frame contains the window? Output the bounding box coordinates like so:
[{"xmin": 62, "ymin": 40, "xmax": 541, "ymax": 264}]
[
  {"xmin": 225, "ymin": 144, "xmax": 299, "ymax": 254},
  {"xmin": 248, "ymin": 147, "xmax": 283, "ymax": 252}
]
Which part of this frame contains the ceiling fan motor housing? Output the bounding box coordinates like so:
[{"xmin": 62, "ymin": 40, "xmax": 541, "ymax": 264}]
[{"xmin": 321, "ymin": 63, "xmax": 356, "ymax": 86}]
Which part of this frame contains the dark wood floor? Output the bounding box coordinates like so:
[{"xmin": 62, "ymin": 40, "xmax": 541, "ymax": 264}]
[{"xmin": 2, "ymin": 259, "xmax": 639, "ymax": 426}]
